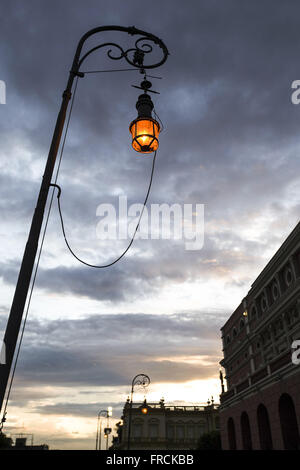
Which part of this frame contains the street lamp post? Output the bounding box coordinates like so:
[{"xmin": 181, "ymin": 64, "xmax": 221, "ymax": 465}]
[
  {"xmin": 96, "ymin": 407, "xmax": 112, "ymax": 450},
  {"xmin": 96, "ymin": 410, "xmax": 107, "ymax": 450},
  {"xmin": 105, "ymin": 406, "xmax": 112, "ymax": 451},
  {"xmin": 127, "ymin": 373, "xmax": 150, "ymax": 450},
  {"xmin": 0, "ymin": 26, "xmax": 168, "ymax": 420}
]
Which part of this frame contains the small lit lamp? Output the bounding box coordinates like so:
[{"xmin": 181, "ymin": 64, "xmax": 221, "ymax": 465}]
[
  {"xmin": 129, "ymin": 83, "xmax": 160, "ymax": 154},
  {"xmin": 242, "ymin": 298, "xmax": 248, "ymax": 317},
  {"xmin": 141, "ymin": 399, "xmax": 149, "ymax": 414}
]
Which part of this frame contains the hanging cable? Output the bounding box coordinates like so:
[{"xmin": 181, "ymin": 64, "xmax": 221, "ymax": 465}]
[
  {"xmin": 81, "ymin": 68, "xmax": 139, "ymax": 74},
  {"xmin": 153, "ymin": 107, "xmax": 164, "ymax": 132},
  {"xmin": 51, "ymin": 148, "xmax": 157, "ymax": 268},
  {"xmin": 0, "ymin": 66, "xmax": 161, "ymax": 428}
]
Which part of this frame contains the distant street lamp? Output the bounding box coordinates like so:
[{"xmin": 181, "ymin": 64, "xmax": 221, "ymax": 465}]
[
  {"xmin": 127, "ymin": 373, "xmax": 150, "ymax": 450},
  {"xmin": 104, "ymin": 426, "xmax": 112, "ymax": 450},
  {"xmin": 96, "ymin": 407, "xmax": 112, "ymax": 450},
  {"xmin": 0, "ymin": 26, "xmax": 168, "ymax": 423}
]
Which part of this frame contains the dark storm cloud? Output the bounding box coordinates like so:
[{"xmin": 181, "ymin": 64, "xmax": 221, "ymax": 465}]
[
  {"xmin": 1, "ymin": 0, "xmax": 300, "ymax": 383},
  {"xmin": 1, "ymin": 1, "xmax": 299, "ymax": 235},
  {"xmin": 3, "ymin": 1, "xmax": 300, "ymax": 442},
  {"xmin": 9, "ymin": 311, "xmax": 223, "ymax": 389},
  {"xmin": 34, "ymin": 401, "xmax": 124, "ymax": 418},
  {"xmin": 0, "ymin": 227, "xmax": 268, "ymax": 302},
  {"xmin": 2, "ymin": 0, "xmax": 300, "ymax": 203}
]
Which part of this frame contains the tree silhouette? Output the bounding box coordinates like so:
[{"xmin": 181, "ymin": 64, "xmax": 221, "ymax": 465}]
[
  {"xmin": 197, "ymin": 430, "xmax": 221, "ymax": 450},
  {"xmin": 0, "ymin": 432, "xmax": 13, "ymax": 449}
]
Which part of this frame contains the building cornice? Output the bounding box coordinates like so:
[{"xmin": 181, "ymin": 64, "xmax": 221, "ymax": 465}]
[{"xmin": 250, "ymin": 221, "xmax": 300, "ymax": 292}]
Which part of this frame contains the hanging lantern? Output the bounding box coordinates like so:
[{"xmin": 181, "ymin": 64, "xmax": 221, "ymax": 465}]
[{"xmin": 129, "ymin": 89, "xmax": 160, "ymax": 154}]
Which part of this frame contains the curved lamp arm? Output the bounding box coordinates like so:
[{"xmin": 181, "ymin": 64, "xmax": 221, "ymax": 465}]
[
  {"xmin": 127, "ymin": 373, "xmax": 150, "ymax": 450},
  {"xmin": 65, "ymin": 25, "xmax": 169, "ymax": 95},
  {"xmin": 131, "ymin": 373, "xmax": 151, "ymax": 393},
  {"xmin": 96, "ymin": 409, "xmax": 110, "ymax": 450},
  {"xmin": 74, "ymin": 25, "xmax": 169, "ymax": 71}
]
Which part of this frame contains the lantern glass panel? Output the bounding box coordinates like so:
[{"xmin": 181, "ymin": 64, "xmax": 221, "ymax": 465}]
[{"xmin": 130, "ymin": 118, "xmax": 160, "ymax": 153}]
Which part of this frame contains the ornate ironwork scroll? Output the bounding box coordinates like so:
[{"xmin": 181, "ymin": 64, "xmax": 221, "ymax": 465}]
[{"xmin": 72, "ymin": 25, "xmax": 169, "ymax": 75}]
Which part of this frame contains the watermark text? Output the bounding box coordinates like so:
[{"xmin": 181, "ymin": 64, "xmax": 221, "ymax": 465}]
[
  {"xmin": 292, "ymin": 340, "xmax": 300, "ymax": 365},
  {"xmin": 96, "ymin": 197, "xmax": 204, "ymax": 250},
  {"xmin": 0, "ymin": 341, "xmax": 6, "ymax": 365},
  {"xmin": 0, "ymin": 80, "xmax": 6, "ymax": 104}
]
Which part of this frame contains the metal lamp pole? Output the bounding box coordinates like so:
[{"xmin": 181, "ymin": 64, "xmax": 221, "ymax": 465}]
[
  {"xmin": 127, "ymin": 373, "xmax": 150, "ymax": 450},
  {"xmin": 96, "ymin": 409, "xmax": 111, "ymax": 450},
  {"xmin": 106, "ymin": 412, "xmax": 110, "ymax": 450},
  {"xmin": 0, "ymin": 26, "xmax": 168, "ymax": 420}
]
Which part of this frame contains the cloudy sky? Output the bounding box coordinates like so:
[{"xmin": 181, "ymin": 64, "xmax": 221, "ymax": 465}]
[{"xmin": 1, "ymin": 0, "xmax": 300, "ymax": 449}]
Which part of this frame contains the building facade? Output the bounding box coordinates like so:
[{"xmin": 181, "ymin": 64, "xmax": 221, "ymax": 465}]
[
  {"xmin": 115, "ymin": 398, "xmax": 219, "ymax": 450},
  {"xmin": 219, "ymin": 222, "xmax": 300, "ymax": 450}
]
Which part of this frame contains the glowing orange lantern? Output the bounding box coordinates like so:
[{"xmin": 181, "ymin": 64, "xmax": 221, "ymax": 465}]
[{"xmin": 129, "ymin": 92, "xmax": 160, "ymax": 154}]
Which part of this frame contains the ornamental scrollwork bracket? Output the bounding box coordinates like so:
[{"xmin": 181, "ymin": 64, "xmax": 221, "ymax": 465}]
[{"xmin": 70, "ymin": 26, "xmax": 169, "ymax": 77}]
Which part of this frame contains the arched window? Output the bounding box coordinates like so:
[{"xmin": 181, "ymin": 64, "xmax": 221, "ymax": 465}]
[
  {"xmin": 260, "ymin": 295, "xmax": 267, "ymax": 313},
  {"xmin": 240, "ymin": 411, "xmax": 252, "ymax": 450},
  {"xmin": 166, "ymin": 420, "xmax": 175, "ymax": 440},
  {"xmin": 279, "ymin": 393, "xmax": 300, "ymax": 449},
  {"xmin": 240, "ymin": 319, "xmax": 245, "ymax": 330},
  {"xmin": 284, "ymin": 266, "xmax": 293, "ymax": 287},
  {"xmin": 148, "ymin": 418, "xmax": 159, "ymax": 439},
  {"xmin": 250, "ymin": 305, "xmax": 257, "ymax": 319},
  {"xmin": 257, "ymin": 404, "xmax": 273, "ymax": 450},
  {"xmin": 227, "ymin": 417, "xmax": 236, "ymax": 450},
  {"xmin": 186, "ymin": 420, "xmax": 196, "ymax": 439},
  {"xmin": 132, "ymin": 418, "xmax": 143, "ymax": 438},
  {"xmin": 272, "ymin": 281, "xmax": 279, "ymax": 301},
  {"xmin": 175, "ymin": 421, "xmax": 185, "ymax": 441}
]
